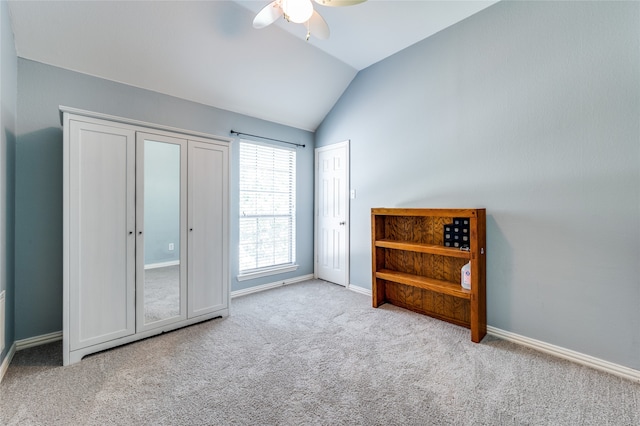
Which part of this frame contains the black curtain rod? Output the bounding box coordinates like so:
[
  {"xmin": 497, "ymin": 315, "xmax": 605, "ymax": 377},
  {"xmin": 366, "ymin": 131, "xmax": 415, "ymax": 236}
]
[{"xmin": 230, "ymin": 130, "xmax": 306, "ymax": 148}]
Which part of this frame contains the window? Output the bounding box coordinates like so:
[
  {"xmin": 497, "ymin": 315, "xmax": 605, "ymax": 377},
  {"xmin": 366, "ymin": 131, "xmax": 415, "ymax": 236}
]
[{"xmin": 238, "ymin": 141, "xmax": 296, "ymax": 279}]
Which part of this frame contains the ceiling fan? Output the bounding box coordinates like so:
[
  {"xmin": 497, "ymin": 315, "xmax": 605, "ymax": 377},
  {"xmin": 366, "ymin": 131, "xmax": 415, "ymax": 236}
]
[{"xmin": 252, "ymin": 0, "xmax": 367, "ymax": 41}]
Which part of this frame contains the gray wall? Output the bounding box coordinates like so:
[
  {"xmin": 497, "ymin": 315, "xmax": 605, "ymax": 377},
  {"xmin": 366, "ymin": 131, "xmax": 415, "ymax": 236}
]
[
  {"xmin": 1, "ymin": 0, "xmax": 17, "ymax": 364},
  {"xmin": 316, "ymin": 1, "xmax": 640, "ymax": 370},
  {"xmin": 15, "ymin": 59, "xmax": 315, "ymax": 340}
]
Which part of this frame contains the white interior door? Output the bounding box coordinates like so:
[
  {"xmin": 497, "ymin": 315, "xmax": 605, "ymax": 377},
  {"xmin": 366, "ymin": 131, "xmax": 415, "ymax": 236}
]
[{"xmin": 315, "ymin": 141, "xmax": 349, "ymax": 286}]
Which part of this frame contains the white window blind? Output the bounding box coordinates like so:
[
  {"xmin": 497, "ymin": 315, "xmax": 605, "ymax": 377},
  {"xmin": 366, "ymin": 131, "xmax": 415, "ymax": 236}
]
[{"xmin": 239, "ymin": 141, "xmax": 296, "ymax": 273}]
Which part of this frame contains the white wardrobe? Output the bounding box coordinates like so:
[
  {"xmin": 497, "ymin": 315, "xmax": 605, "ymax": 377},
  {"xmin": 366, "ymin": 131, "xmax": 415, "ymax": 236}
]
[{"xmin": 61, "ymin": 107, "xmax": 230, "ymax": 365}]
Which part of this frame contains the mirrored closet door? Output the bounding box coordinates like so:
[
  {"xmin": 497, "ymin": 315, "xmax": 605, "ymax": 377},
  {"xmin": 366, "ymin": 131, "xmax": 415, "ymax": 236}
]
[{"xmin": 135, "ymin": 132, "xmax": 187, "ymax": 332}]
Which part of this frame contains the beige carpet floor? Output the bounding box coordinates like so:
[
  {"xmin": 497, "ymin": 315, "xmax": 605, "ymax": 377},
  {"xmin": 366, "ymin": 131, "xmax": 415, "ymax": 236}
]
[{"xmin": 1, "ymin": 279, "xmax": 639, "ymax": 425}]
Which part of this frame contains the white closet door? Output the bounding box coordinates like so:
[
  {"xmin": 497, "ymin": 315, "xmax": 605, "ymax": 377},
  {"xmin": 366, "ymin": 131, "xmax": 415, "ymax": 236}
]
[
  {"xmin": 68, "ymin": 120, "xmax": 136, "ymax": 350},
  {"xmin": 135, "ymin": 132, "xmax": 188, "ymax": 332},
  {"xmin": 187, "ymin": 141, "xmax": 229, "ymax": 318}
]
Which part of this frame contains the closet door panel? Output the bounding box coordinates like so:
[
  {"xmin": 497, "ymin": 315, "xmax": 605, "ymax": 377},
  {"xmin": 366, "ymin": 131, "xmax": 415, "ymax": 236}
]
[
  {"xmin": 69, "ymin": 121, "xmax": 136, "ymax": 350},
  {"xmin": 188, "ymin": 141, "xmax": 229, "ymax": 317},
  {"xmin": 135, "ymin": 132, "xmax": 188, "ymax": 332}
]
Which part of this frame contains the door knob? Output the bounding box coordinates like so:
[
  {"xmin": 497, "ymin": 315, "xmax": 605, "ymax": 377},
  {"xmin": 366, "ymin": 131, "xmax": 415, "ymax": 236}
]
[{"xmin": 339, "ymin": 221, "xmax": 346, "ymax": 225}]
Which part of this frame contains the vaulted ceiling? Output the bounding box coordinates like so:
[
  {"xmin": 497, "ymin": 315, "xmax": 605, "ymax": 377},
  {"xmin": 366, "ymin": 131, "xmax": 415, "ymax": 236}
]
[{"xmin": 8, "ymin": 0, "xmax": 497, "ymax": 131}]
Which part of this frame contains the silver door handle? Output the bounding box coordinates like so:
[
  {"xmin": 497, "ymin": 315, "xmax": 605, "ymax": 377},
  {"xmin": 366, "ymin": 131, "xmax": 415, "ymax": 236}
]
[{"xmin": 339, "ymin": 221, "xmax": 346, "ymax": 225}]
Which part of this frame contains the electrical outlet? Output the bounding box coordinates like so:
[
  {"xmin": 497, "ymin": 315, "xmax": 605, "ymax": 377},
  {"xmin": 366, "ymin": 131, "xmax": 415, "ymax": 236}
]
[{"xmin": 168, "ymin": 243, "xmax": 174, "ymax": 251}]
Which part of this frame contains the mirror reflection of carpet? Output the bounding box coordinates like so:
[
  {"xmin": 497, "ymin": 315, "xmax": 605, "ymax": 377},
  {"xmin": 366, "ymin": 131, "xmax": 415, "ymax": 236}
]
[{"xmin": 144, "ymin": 265, "xmax": 180, "ymax": 323}]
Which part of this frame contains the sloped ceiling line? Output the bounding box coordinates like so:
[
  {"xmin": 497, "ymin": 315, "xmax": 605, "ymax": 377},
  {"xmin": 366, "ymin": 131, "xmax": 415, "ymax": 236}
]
[{"xmin": 8, "ymin": 0, "xmax": 497, "ymax": 131}]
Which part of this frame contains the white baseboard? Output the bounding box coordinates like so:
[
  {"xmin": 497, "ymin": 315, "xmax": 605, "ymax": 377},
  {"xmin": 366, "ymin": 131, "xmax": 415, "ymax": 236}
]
[
  {"xmin": 487, "ymin": 326, "xmax": 640, "ymax": 383},
  {"xmin": 231, "ymin": 274, "xmax": 315, "ymax": 298},
  {"xmin": 144, "ymin": 260, "xmax": 179, "ymax": 270},
  {"xmin": 0, "ymin": 342, "xmax": 16, "ymax": 383},
  {"xmin": 15, "ymin": 331, "xmax": 62, "ymax": 351},
  {"xmin": 347, "ymin": 283, "xmax": 372, "ymax": 297}
]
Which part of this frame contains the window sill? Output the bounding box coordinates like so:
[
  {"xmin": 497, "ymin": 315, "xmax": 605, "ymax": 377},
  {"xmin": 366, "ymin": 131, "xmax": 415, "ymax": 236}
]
[{"xmin": 237, "ymin": 264, "xmax": 299, "ymax": 282}]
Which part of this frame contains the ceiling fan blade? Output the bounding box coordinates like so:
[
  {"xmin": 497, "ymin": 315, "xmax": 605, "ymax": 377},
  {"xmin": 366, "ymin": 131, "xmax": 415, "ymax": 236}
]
[
  {"xmin": 313, "ymin": 0, "xmax": 366, "ymax": 7},
  {"xmin": 253, "ymin": 1, "xmax": 284, "ymax": 29},
  {"xmin": 308, "ymin": 10, "xmax": 329, "ymax": 39}
]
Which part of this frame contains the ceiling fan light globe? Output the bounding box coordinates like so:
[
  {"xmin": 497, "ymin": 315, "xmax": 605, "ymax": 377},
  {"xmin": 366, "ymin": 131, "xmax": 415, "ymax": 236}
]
[{"xmin": 282, "ymin": 0, "xmax": 314, "ymax": 24}]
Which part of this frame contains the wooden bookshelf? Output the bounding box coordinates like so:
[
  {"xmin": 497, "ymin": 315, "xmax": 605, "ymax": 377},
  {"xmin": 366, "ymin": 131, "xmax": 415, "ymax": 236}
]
[{"xmin": 371, "ymin": 208, "xmax": 486, "ymax": 342}]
